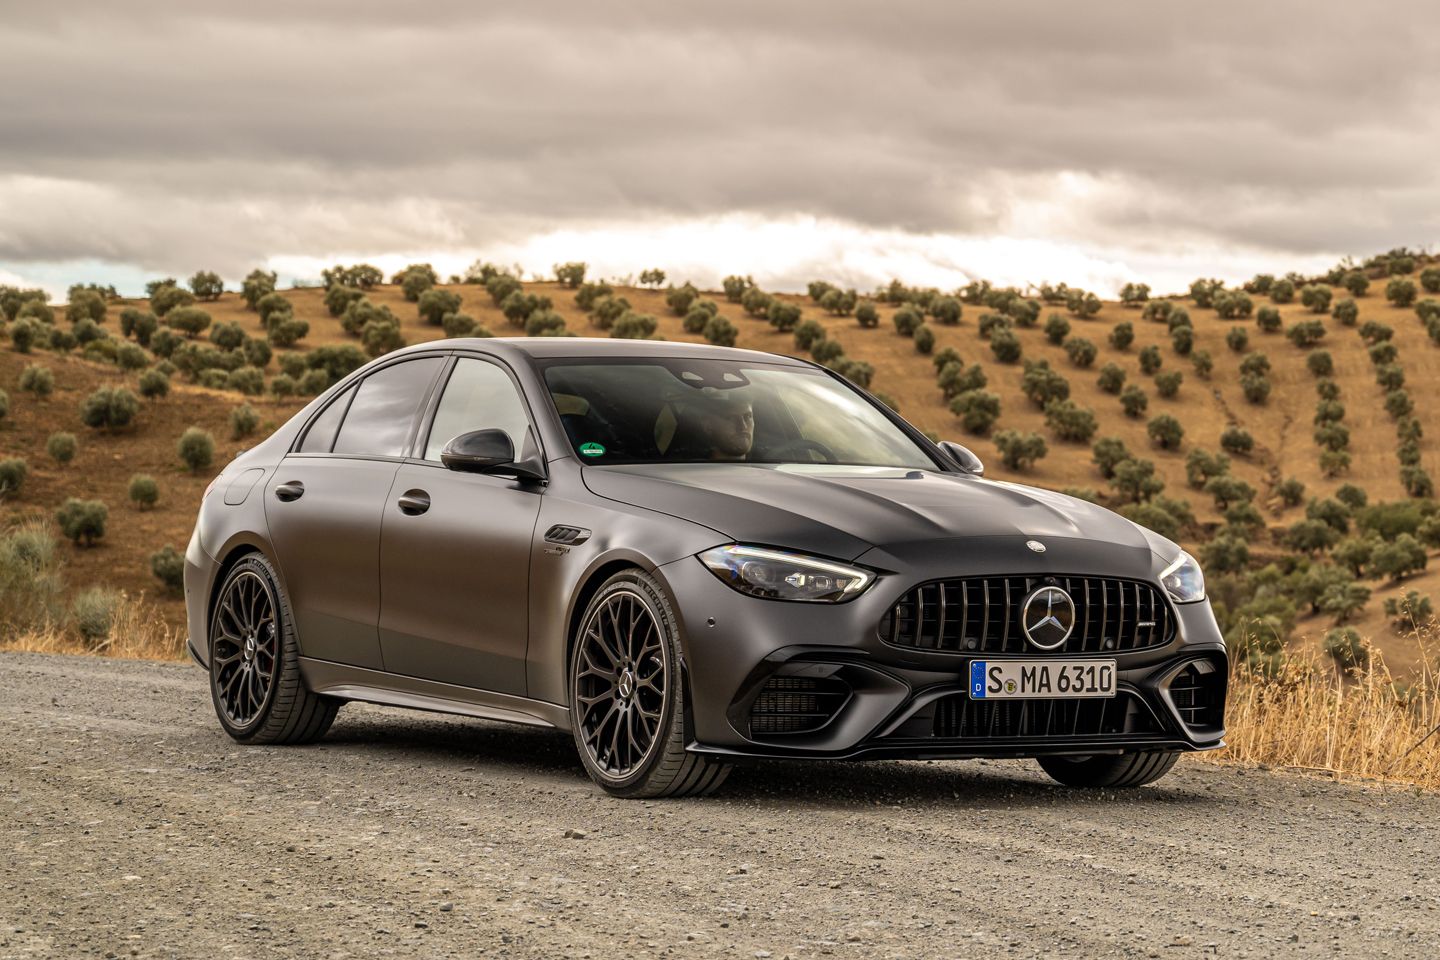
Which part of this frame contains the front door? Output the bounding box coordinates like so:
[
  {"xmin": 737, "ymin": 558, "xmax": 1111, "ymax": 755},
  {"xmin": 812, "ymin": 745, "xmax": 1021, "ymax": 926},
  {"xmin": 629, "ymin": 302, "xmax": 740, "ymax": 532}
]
[{"xmin": 378, "ymin": 357, "xmax": 544, "ymax": 695}]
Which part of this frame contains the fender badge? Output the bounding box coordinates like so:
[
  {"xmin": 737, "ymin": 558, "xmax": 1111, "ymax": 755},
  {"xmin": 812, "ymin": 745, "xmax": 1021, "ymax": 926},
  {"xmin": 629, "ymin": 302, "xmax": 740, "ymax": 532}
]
[{"xmin": 1026, "ymin": 539, "xmax": 1046, "ymax": 554}]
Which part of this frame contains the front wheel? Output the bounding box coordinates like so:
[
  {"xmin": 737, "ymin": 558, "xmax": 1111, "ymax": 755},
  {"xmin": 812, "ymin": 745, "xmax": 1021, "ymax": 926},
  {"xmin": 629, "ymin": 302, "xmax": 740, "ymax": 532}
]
[
  {"xmin": 209, "ymin": 553, "xmax": 340, "ymax": 745},
  {"xmin": 1037, "ymin": 751, "xmax": 1180, "ymax": 788},
  {"xmin": 569, "ymin": 570, "xmax": 731, "ymax": 798}
]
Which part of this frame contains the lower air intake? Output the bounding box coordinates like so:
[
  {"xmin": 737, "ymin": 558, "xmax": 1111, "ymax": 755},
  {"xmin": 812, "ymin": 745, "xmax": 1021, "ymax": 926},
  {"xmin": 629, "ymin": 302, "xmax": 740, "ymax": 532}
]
[
  {"xmin": 932, "ymin": 692, "xmax": 1160, "ymax": 740},
  {"xmin": 749, "ymin": 675, "xmax": 850, "ymax": 736}
]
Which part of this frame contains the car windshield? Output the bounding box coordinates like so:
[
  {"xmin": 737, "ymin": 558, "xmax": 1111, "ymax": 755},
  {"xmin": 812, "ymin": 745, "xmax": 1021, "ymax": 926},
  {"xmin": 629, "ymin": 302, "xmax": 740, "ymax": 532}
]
[{"xmin": 541, "ymin": 358, "xmax": 939, "ymax": 469}]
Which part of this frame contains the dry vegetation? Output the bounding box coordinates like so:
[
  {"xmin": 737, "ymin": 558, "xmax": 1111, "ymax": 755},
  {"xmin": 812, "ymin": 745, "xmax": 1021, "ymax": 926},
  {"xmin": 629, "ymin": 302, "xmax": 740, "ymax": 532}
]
[{"xmin": 5, "ymin": 253, "xmax": 1440, "ymax": 787}]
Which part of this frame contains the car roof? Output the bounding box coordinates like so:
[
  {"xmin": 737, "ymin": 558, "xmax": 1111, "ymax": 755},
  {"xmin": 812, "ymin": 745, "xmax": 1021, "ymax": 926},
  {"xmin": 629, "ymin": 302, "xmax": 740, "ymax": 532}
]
[{"xmin": 395, "ymin": 336, "xmax": 811, "ymax": 366}]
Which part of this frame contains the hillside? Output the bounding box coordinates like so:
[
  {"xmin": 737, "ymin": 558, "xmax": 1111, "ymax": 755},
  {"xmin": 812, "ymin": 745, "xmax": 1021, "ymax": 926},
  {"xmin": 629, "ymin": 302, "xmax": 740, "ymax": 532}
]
[{"xmin": 3, "ymin": 258, "xmax": 1439, "ymax": 672}]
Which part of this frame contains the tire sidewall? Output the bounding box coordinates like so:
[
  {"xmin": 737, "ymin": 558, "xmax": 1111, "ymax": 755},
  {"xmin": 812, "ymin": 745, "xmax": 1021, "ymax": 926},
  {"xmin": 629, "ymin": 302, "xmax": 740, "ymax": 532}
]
[
  {"xmin": 569, "ymin": 571, "xmax": 684, "ymax": 793},
  {"xmin": 209, "ymin": 555, "xmax": 287, "ymax": 742}
]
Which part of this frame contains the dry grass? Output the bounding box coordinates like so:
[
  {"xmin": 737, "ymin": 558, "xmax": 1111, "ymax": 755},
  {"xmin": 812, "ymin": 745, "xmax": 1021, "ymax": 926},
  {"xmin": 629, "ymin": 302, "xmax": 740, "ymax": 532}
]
[
  {"xmin": 0, "ymin": 589, "xmax": 184, "ymax": 661},
  {"xmin": 1201, "ymin": 644, "xmax": 1440, "ymax": 789}
]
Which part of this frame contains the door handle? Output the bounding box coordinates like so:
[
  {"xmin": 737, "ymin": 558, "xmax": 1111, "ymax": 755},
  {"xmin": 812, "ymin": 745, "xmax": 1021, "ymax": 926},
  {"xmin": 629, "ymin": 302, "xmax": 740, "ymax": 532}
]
[
  {"xmin": 274, "ymin": 481, "xmax": 305, "ymax": 502},
  {"xmin": 397, "ymin": 490, "xmax": 431, "ymax": 516}
]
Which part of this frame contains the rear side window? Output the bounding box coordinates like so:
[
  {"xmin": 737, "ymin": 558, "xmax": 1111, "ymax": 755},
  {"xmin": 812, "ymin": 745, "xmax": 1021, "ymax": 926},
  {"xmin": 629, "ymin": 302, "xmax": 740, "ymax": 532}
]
[
  {"xmin": 297, "ymin": 385, "xmax": 354, "ymax": 453},
  {"xmin": 332, "ymin": 357, "xmax": 444, "ymax": 458}
]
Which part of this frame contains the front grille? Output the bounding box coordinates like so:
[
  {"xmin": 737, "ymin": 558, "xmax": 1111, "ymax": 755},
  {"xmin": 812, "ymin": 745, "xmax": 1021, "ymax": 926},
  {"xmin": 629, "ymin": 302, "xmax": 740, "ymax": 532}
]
[
  {"xmin": 1167, "ymin": 661, "xmax": 1225, "ymax": 729},
  {"xmin": 749, "ymin": 676, "xmax": 850, "ymax": 735},
  {"xmin": 880, "ymin": 575, "xmax": 1174, "ymax": 655},
  {"xmin": 932, "ymin": 692, "xmax": 1161, "ymax": 740}
]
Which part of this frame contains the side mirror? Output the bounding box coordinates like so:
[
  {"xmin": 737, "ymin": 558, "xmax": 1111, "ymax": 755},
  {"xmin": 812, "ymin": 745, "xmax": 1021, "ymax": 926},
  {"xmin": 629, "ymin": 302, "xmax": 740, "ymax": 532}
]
[
  {"xmin": 939, "ymin": 440, "xmax": 984, "ymax": 476},
  {"xmin": 441, "ymin": 429, "xmax": 514, "ymax": 472}
]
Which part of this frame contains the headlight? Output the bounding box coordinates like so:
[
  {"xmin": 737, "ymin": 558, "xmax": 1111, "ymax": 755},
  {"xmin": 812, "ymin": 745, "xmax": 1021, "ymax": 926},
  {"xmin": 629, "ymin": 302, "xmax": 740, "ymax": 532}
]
[
  {"xmin": 1159, "ymin": 550, "xmax": 1205, "ymax": 603},
  {"xmin": 698, "ymin": 544, "xmax": 875, "ymax": 603}
]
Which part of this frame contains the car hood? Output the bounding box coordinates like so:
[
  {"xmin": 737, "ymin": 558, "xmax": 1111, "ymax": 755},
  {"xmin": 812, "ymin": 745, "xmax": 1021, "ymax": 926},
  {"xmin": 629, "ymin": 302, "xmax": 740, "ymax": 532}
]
[{"xmin": 581, "ymin": 463, "xmax": 1153, "ymax": 563}]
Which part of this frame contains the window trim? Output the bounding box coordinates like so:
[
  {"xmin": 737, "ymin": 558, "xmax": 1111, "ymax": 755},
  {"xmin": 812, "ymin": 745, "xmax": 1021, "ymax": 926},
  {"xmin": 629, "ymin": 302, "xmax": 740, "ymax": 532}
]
[
  {"xmin": 289, "ymin": 351, "xmax": 449, "ymax": 461},
  {"xmin": 409, "ymin": 351, "xmax": 546, "ymax": 466}
]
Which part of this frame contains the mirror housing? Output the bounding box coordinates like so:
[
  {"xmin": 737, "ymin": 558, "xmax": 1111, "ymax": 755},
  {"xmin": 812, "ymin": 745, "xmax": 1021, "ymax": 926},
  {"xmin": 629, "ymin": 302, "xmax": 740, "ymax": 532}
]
[
  {"xmin": 441, "ymin": 429, "xmax": 546, "ymax": 482},
  {"xmin": 939, "ymin": 440, "xmax": 984, "ymax": 476}
]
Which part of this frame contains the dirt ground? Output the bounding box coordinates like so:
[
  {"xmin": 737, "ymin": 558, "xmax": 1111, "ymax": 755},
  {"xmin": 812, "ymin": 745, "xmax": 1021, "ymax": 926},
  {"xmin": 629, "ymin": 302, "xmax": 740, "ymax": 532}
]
[{"xmin": 3, "ymin": 651, "xmax": 1440, "ymax": 960}]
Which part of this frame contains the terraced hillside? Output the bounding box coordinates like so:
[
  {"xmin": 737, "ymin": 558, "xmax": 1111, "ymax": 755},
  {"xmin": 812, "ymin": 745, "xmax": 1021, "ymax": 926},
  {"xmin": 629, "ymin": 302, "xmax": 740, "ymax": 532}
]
[{"xmin": 3, "ymin": 256, "xmax": 1439, "ymax": 672}]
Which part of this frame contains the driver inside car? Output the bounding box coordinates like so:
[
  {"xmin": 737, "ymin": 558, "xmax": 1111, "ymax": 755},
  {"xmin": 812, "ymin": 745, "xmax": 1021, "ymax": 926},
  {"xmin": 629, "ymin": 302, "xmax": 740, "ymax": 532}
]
[{"xmin": 674, "ymin": 393, "xmax": 755, "ymax": 461}]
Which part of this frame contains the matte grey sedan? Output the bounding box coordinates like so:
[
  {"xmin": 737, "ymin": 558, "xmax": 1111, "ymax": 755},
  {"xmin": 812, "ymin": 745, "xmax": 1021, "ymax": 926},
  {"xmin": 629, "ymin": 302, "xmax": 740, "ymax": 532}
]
[{"xmin": 184, "ymin": 338, "xmax": 1225, "ymax": 797}]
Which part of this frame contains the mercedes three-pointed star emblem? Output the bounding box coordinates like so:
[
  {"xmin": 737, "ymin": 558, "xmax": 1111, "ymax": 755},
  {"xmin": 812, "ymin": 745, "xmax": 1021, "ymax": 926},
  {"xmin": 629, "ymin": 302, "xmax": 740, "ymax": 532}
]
[{"xmin": 1021, "ymin": 585, "xmax": 1076, "ymax": 650}]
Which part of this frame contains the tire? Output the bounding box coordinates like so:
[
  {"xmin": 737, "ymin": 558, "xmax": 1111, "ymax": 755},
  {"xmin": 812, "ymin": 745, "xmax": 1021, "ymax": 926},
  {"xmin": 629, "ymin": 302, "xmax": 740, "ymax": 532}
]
[
  {"xmin": 1037, "ymin": 751, "xmax": 1180, "ymax": 788},
  {"xmin": 569, "ymin": 569, "xmax": 731, "ymax": 798},
  {"xmin": 208, "ymin": 553, "xmax": 340, "ymax": 745}
]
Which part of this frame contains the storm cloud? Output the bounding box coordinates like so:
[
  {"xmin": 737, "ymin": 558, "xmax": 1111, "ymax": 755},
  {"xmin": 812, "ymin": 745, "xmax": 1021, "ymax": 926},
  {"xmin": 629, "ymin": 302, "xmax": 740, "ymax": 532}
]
[{"xmin": 1, "ymin": 0, "xmax": 1437, "ymax": 292}]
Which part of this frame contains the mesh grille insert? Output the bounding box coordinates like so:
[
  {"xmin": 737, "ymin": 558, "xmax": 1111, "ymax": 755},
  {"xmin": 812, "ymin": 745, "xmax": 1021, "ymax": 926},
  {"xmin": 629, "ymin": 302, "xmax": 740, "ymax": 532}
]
[{"xmin": 749, "ymin": 675, "xmax": 850, "ymax": 736}]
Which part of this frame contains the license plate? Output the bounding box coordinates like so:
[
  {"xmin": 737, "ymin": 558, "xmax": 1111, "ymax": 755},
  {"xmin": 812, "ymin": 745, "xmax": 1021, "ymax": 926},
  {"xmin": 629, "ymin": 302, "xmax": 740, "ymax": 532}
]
[{"xmin": 969, "ymin": 659, "xmax": 1116, "ymax": 699}]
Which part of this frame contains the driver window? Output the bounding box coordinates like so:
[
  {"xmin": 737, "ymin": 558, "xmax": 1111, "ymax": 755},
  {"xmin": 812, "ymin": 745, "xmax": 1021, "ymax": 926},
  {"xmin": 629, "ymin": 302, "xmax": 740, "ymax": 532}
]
[{"xmin": 423, "ymin": 358, "xmax": 534, "ymax": 461}]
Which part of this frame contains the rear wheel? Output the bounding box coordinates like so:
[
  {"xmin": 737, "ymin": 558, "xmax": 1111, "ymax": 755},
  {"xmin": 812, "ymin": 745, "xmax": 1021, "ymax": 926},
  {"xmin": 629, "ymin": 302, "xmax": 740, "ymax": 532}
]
[
  {"xmin": 1037, "ymin": 751, "xmax": 1180, "ymax": 788},
  {"xmin": 209, "ymin": 553, "xmax": 340, "ymax": 745},
  {"xmin": 570, "ymin": 570, "xmax": 731, "ymax": 798}
]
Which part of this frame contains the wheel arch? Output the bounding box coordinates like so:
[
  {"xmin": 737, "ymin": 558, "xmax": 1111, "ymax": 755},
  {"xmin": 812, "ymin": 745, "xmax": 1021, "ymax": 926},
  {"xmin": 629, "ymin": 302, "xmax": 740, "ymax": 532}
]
[{"xmin": 203, "ymin": 534, "xmax": 283, "ymax": 656}]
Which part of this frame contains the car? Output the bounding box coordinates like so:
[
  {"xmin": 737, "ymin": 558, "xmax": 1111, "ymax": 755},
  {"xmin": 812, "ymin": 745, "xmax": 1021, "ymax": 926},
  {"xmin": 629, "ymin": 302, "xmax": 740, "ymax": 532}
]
[{"xmin": 184, "ymin": 337, "xmax": 1227, "ymax": 797}]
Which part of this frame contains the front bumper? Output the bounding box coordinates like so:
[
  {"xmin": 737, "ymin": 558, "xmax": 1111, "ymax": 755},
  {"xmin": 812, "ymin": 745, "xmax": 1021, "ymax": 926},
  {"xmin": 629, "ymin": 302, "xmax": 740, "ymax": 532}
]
[{"xmin": 656, "ymin": 542, "xmax": 1227, "ymax": 762}]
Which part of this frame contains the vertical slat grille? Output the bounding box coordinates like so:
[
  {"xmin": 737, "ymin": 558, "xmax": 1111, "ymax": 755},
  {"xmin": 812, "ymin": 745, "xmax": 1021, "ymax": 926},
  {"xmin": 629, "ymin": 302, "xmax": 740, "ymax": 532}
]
[
  {"xmin": 879, "ymin": 575, "xmax": 1174, "ymax": 655},
  {"xmin": 1167, "ymin": 662, "xmax": 1225, "ymax": 729},
  {"xmin": 932, "ymin": 692, "xmax": 1159, "ymax": 740}
]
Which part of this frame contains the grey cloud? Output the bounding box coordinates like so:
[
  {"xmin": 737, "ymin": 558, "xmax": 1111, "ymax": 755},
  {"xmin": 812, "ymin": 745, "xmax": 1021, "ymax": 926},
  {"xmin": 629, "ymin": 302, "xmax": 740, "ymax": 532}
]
[{"xmin": 0, "ymin": 0, "xmax": 1437, "ymax": 277}]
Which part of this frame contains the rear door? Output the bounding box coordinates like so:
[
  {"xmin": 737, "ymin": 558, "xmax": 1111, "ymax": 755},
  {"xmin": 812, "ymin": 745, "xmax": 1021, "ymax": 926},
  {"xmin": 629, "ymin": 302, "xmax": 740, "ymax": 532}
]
[
  {"xmin": 377, "ymin": 355, "xmax": 544, "ymax": 694},
  {"xmin": 265, "ymin": 355, "xmax": 446, "ymax": 670}
]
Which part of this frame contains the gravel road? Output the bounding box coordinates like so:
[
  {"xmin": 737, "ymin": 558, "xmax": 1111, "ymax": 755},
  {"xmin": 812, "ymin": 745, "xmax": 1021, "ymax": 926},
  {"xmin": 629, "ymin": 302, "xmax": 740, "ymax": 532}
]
[{"xmin": 3, "ymin": 651, "xmax": 1439, "ymax": 959}]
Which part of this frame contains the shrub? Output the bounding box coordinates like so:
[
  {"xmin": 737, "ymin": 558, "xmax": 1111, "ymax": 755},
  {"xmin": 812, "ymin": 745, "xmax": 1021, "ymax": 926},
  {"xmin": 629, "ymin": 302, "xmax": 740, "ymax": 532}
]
[
  {"xmin": 1111, "ymin": 458, "xmax": 1164, "ymax": 502},
  {"xmin": 1372, "ymin": 533, "xmax": 1427, "ymax": 580},
  {"xmin": 1286, "ymin": 319, "xmax": 1326, "ymax": 348},
  {"xmin": 820, "ymin": 289, "xmax": 857, "ymax": 316},
  {"xmin": 1331, "ymin": 297, "xmax": 1359, "ymax": 326},
  {"xmin": 1020, "ymin": 360, "xmax": 1069, "ymax": 407},
  {"xmin": 55, "ymin": 498, "xmax": 108, "ymax": 547},
  {"xmin": 682, "ymin": 305, "xmax": 711, "ymax": 334},
  {"xmin": 1092, "ymin": 437, "xmax": 1132, "ymax": 478},
  {"xmin": 1401, "ymin": 466, "xmax": 1434, "ymax": 498},
  {"xmin": 768, "ymin": 301, "xmax": 802, "ymax": 333},
  {"xmin": 1314, "ymin": 398, "xmax": 1345, "ymax": 425},
  {"xmin": 1108, "ymin": 321, "xmax": 1134, "ymax": 350},
  {"xmin": 811, "ymin": 339, "xmax": 844, "ymax": 364},
  {"xmin": 703, "ymin": 315, "xmax": 737, "ymax": 347},
  {"xmin": 1169, "ymin": 325, "xmax": 1194, "ymax": 356},
  {"xmin": 399, "ymin": 265, "xmax": 437, "ymax": 302},
  {"xmin": 1063, "ymin": 337, "xmax": 1097, "ymax": 367},
  {"xmin": 1315, "ymin": 425, "xmax": 1349, "ymax": 457},
  {"xmin": 230, "ymin": 404, "xmax": 261, "ymax": 440},
  {"xmin": 18, "ymin": 363, "xmax": 54, "ymax": 399},
  {"xmin": 165, "ymin": 305, "xmax": 213, "ymax": 339},
  {"xmin": 1154, "ymin": 370, "xmax": 1183, "ymax": 398},
  {"xmin": 1141, "ymin": 299, "xmax": 1174, "ymax": 324},
  {"xmin": 298, "ymin": 369, "xmax": 331, "ymax": 395},
  {"xmin": 523, "ymin": 310, "xmax": 567, "ymax": 337},
  {"xmin": 611, "ymin": 312, "xmax": 659, "ymax": 340},
  {"xmin": 639, "ymin": 268, "xmax": 666, "ymax": 288},
  {"xmin": 74, "ymin": 318, "xmax": 108, "ymax": 346},
  {"xmin": 241, "ymin": 270, "xmax": 277, "ymax": 310},
  {"xmin": 1359, "ymin": 320, "xmax": 1393, "ymax": 345},
  {"xmin": 8, "ymin": 318, "xmax": 41, "ymax": 353},
  {"xmin": 1331, "ymin": 484, "xmax": 1367, "ymax": 512},
  {"xmin": 225, "ymin": 366, "xmax": 264, "ymax": 396},
  {"xmin": 1066, "ymin": 291, "xmax": 1102, "ymax": 318},
  {"xmin": 977, "ymin": 312, "xmax": 1011, "ymax": 339},
  {"xmin": 1120, "ymin": 385, "xmax": 1148, "ymax": 418},
  {"xmin": 1190, "ymin": 278, "xmax": 1223, "ymax": 308},
  {"xmin": 665, "ymin": 283, "xmax": 700, "ymax": 317},
  {"xmin": 892, "ymin": 306, "xmax": 923, "ymax": 336},
  {"xmin": 1375, "ymin": 364, "xmax": 1405, "ymax": 391},
  {"xmin": 1368, "ymin": 341, "xmax": 1397, "ymax": 366},
  {"xmin": 148, "ymin": 329, "xmax": 182, "ymax": 359},
  {"xmin": 46, "ymin": 432, "xmax": 77, "ymax": 466},
  {"xmin": 1385, "ymin": 389, "xmax": 1413, "ymax": 420},
  {"xmin": 1097, "ymin": 363, "xmax": 1126, "ymax": 394},
  {"xmin": 1300, "ymin": 284, "xmax": 1332, "ymax": 314},
  {"xmin": 417, "ymin": 288, "xmax": 462, "ymax": 326},
  {"xmin": 115, "ymin": 343, "xmax": 149, "ymax": 372},
  {"xmin": 149, "ymin": 545, "xmax": 185, "ymax": 592},
  {"xmin": 722, "ymin": 275, "xmax": 753, "ymax": 303},
  {"xmin": 1184, "ymin": 449, "xmax": 1229, "ymax": 489},
  {"xmin": 207, "ymin": 321, "xmax": 244, "ymax": 352},
  {"xmin": 127, "ymin": 473, "xmax": 159, "ymax": 509},
  {"xmin": 1265, "ymin": 277, "xmax": 1294, "ymax": 304},
  {"xmin": 1214, "ymin": 426, "xmax": 1252, "ymax": 456},
  {"xmin": 592, "ymin": 296, "xmax": 631, "ymax": 330},
  {"xmin": 950, "ymin": 390, "xmax": 1001, "ymax": 434},
  {"xmin": 793, "ymin": 318, "xmax": 827, "ymax": 353},
  {"xmin": 1241, "ymin": 374, "xmax": 1271, "ymax": 404},
  {"xmin": 484, "ymin": 273, "xmax": 522, "ymax": 306},
  {"xmin": 177, "ymin": 427, "xmax": 215, "ymax": 473},
  {"xmin": 1043, "ymin": 313, "xmax": 1070, "ymax": 344},
  {"xmin": 1315, "ymin": 377, "xmax": 1340, "ymax": 401},
  {"xmin": 1190, "ymin": 350, "xmax": 1214, "ymax": 379},
  {"xmin": 1320, "ymin": 449, "xmax": 1352, "ymax": 478},
  {"xmin": 1138, "ymin": 345, "xmax": 1162, "ymax": 375},
  {"xmin": 739, "ymin": 288, "xmax": 773, "ymax": 319},
  {"xmin": 69, "ymin": 586, "xmax": 119, "ymax": 647},
  {"xmin": 1385, "ymin": 277, "xmax": 1418, "ymax": 308},
  {"xmin": 937, "ymin": 363, "xmax": 986, "ymax": 401},
  {"xmin": 188, "ymin": 271, "xmax": 224, "ymax": 301},
  {"xmin": 1206, "ymin": 474, "xmax": 1255, "ymax": 510},
  {"xmin": 267, "ymin": 314, "xmax": 309, "ymax": 347},
  {"xmin": 1254, "ymin": 306, "xmax": 1282, "ymax": 333},
  {"xmin": 855, "ymin": 302, "xmax": 879, "ymax": 328},
  {"xmin": 1214, "ymin": 290, "xmax": 1253, "ymax": 319},
  {"xmin": 1238, "ymin": 352, "xmax": 1270, "ymax": 378},
  {"xmin": 1044, "ymin": 400, "xmax": 1097, "ymax": 443},
  {"xmin": 553, "ymin": 262, "xmax": 587, "ymax": 288},
  {"xmin": 994, "ymin": 430, "xmax": 1048, "ymax": 470},
  {"xmin": 1007, "ymin": 298, "xmax": 1042, "ymax": 327},
  {"xmin": 136, "ymin": 368, "xmax": 170, "ymax": 401},
  {"xmin": 930, "ymin": 297, "xmax": 962, "ymax": 325},
  {"xmin": 989, "ymin": 328, "xmax": 1022, "ymax": 363},
  {"xmin": 0, "ymin": 457, "xmax": 25, "ymax": 498},
  {"xmin": 269, "ymin": 374, "xmax": 297, "ymax": 399},
  {"xmin": 912, "ymin": 324, "xmax": 935, "ymax": 354},
  {"xmin": 80, "ymin": 387, "xmax": 139, "ymax": 431},
  {"xmin": 151, "ymin": 284, "xmax": 195, "ymax": 317},
  {"xmin": 1420, "ymin": 267, "xmax": 1440, "ymax": 294},
  {"xmin": 1147, "ymin": 414, "xmax": 1184, "ymax": 450},
  {"xmin": 1306, "ymin": 351, "xmax": 1333, "ymax": 377},
  {"xmin": 66, "ymin": 289, "xmax": 107, "ymax": 324}
]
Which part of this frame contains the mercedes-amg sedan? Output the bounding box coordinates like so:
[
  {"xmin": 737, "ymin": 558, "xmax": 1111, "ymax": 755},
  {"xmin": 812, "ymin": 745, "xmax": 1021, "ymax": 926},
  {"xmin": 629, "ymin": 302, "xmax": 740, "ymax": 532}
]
[{"xmin": 184, "ymin": 338, "xmax": 1226, "ymax": 797}]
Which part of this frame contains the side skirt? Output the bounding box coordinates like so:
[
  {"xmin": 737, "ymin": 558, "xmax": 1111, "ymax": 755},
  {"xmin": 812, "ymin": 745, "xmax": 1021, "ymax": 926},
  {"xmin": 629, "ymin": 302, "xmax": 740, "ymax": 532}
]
[{"xmin": 299, "ymin": 657, "xmax": 571, "ymax": 732}]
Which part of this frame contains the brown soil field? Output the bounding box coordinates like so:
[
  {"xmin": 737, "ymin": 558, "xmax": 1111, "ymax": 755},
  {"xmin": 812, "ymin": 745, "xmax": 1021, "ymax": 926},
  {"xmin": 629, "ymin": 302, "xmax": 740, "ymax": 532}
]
[{"xmin": 3, "ymin": 269, "xmax": 1438, "ymax": 669}]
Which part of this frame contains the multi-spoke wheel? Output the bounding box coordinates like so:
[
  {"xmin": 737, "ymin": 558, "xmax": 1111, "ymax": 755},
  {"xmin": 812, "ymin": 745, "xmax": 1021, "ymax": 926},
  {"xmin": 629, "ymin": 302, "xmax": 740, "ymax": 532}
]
[
  {"xmin": 570, "ymin": 570, "xmax": 731, "ymax": 798},
  {"xmin": 208, "ymin": 554, "xmax": 340, "ymax": 745}
]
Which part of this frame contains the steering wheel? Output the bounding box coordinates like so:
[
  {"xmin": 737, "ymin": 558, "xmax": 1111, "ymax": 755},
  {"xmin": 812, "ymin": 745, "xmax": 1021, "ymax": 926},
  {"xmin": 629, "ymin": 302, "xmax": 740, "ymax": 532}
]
[{"xmin": 767, "ymin": 438, "xmax": 838, "ymax": 463}]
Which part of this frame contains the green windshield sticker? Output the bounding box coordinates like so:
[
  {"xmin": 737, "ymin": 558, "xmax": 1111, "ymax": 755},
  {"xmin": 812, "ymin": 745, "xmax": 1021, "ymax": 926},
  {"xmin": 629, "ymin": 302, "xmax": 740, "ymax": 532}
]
[{"xmin": 579, "ymin": 442, "xmax": 606, "ymax": 458}]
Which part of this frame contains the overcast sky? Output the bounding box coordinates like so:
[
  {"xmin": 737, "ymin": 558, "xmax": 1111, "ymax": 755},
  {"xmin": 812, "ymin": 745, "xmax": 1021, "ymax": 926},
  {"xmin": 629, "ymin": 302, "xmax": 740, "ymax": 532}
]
[{"xmin": 2, "ymin": 0, "xmax": 1437, "ymax": 298}]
